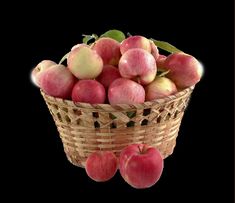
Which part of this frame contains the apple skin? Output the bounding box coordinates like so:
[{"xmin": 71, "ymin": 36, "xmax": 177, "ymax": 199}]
[
  {"xmin": 96, "ymin": 65, "xmax": 121, "ymax": 90},
  {"xmin": 119, "ymin": 48, "xmax": 157, "ymax": 85},
  {"xmin": 156, "ymin": 54, "xmax": 167, "ymax": 70},
  {"xmin": 40, "ymin": 64, "xmax": 77, "ymax": 99},
  {"xmin": 108, "ymin": 78, "xmax": 145, "ymax": 105},
  {"xmin": 119, "ymin": 144, "xmax": 164, "ymax": 189},
  {"xmin": 31, "ymin": 60, "xmax": 56, "ymax": 87},
  {"xmin": 145, "ymin": 76, "xmax": 177, "ymax": 101},
  {"xmin": 71, "ymin": 43, "xmax": 89, "ymax": 50},
  {"xmin": 67, "ymin": 46, "xmax": 103, "ymax": 79},
  {"xmin": 164, "ymin": 52, "xmax": 203, "ymax": 88},
  {"xmin": 92, "ymin": 37, "xmax": 121, "ymax": 66},
  {"xmin": 85, "ymin": 151, "xmax": 118, "ymax": 182},
  {"xmin": 72, "ymin": 80, "xmax": 106, "ymax": 104},
  {"xmin": 150, "ymin": 40, "xmax": 159, "ymax": 60},
  {"xmin": 120, "ymin": 36, "xmax": 151, "ymax": 54}
]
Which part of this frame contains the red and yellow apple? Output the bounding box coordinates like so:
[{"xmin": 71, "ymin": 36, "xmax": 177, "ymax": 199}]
[
  {"xmin": 119, "ymin": 48, "xmax": 157, "ymax": 85},
  {"xmin": 150, "ymin": 40, "xmax": 159, "ymax": 60},
  {"xmin": 119, "ymin": 144, "xmax": 164, "ymax": 189},
  {"xmin": 120, "ymin": 35, "xmax": 151, "ymax": 54},
  {"xmin": 92, "ymin": 37, "xmax": 121, "ymax": 66},
  {"xmin": 71, "ymin": 43, "xmax": 89, "ymax": 51},
  {"xmin": 156, "ymin": 54, "xmax": 167, "ymax": 69},
  {"xmin": 164, "ymin": 52, "xmax": 203, "ymax": 88},
  {"xmin": 68, "ymin": 46, "xmax": 103, "ymax": 79},
  {"xmin": 145, "ymin": 76, "xmax": 177, "ymax": 101},
  {"xmin": 108, "ymin": 78, "xmax": 145, "ymax": 105},
  {"xmin": 31, "ymin": 60, "xmax": 56, "ymax": 87},
  {"xmin": 40, "ymin": 64, "xmax": 77, "ymax": 99}
]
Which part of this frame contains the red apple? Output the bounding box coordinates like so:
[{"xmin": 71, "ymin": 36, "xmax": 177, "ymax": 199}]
[
  {"xmin": 40, "ymin": 64, "xmax": 77, "ymax": 99},
  {"xmin": 108, "ymin": 78, "xmax": 145, "ymax": 105},
  {"xmin": 120, "ymin": 35, "xmax": 151, "ymax": 54},
  {"xmin": 72, "ymin": 80, "xmax": 106, "ymax": 104},
  {"xmin": 85, "ymin": 151, "xmax": 118, "ymax": 182},
  {"xmin": 67, "ymin": 46, "xmax": 103, "ymax": 79},
  {"xmin": 31, "ymin": 60, "xmax": 56, "ymax": 87},
  {"xmin": 156, "ymin": 54, "xmax": 167, "ymax": 69},
  {"xmin": 145, "ymin": 76, "xmax": 177, "ymax": 101},
  {"xmin": 119, "ymin": 144, "xmax": 164, "ymax": 189},
  {"xmin": 71, "ymin": 43, "xmax": 89, "ymax": 51},
  {"xmin": 92, "ymin": 38, "xmax": 121, "ymax": 66},
  {"xmin": 96, "ymin": 65, "xmax": 121, "ymax": 90},
  {"xmin": 164, "ymin": 52, "xmax": 203, "ymax": 88},
  {"xmin": 119, "ymin": 48, "xmax": 157, "ymax": 85},
  {"xmin": 150, "ymin": 40, "xmax": 159, "ymax": 60}
]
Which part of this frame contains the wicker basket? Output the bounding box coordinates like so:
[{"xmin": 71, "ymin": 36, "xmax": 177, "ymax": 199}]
[{"xmin": 40, "ymin": 86, "xmax": 194, "ymax": 168}]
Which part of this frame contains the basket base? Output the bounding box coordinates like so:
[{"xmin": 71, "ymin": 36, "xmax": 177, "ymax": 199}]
[{"xmin": 64, "ymin": 141, "xmax": 176, "ymax": 168}]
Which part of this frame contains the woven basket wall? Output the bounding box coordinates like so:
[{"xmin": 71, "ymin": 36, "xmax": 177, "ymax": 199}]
[{"xmin": 41, "ymin": 86, "xmax": 194, "ymax": 168}]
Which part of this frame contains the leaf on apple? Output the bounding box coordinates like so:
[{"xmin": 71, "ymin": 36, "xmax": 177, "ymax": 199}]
[
  {"xmin": 157, "ymin": 69, "xmax": 170, "ymax": 77},
  {"xmin": 100, "ymin": 30, "xmax": 125, "ymax": 43},
  {"xmin": 150, "ymin": 38, "xmax": 182, "ymax": 53},
  {"xmin": 82, "ymin": 34, "xmax": 98, "ymax": 44}
]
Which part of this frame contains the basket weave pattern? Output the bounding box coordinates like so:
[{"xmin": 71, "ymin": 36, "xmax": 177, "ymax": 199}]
[{"xmin": 41, "ymin": 86, "xmax": 194, "ymax": 167}]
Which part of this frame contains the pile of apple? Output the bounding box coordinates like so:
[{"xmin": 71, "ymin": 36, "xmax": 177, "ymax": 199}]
[
  {"xmin": 31, "ymin": 32, "xmax": 203, "ymax": 105},
  {"xmin": 31, "ymin": 31, "xmax": 203, "ymax": 189}
]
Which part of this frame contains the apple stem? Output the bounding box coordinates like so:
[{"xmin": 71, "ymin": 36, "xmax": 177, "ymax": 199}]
[
  {"xmin": 138, "ymin": 145, "xmax": 142, "ymax": 154},
  {"xmin": 138, "ymin": 144, "xmax": 147, "ymax": 154},
  {"xmin": 138, "ymin": 145, "xmax": 148, "ymax": 154},
  {"xmin": 59, "ymin": 52, "xmax": 70, "ymax": 65}
]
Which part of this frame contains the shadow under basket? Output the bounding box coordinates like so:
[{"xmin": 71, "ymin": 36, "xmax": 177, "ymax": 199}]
[{"xmin": 40, "ymin": 86, "xmax": 194, "ymax": 168}]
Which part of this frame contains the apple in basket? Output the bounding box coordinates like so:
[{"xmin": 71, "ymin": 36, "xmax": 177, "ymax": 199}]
[
  {"xmin": 156, "ymin": 54, "xmax": 167, "ymax": 69},
  {"xmin": 31, "ymin": 60, "xmax": 56, "ymax": 87},
  {"xmin": 108, "ymin": 78, "xmax": 145, "ymax": 105},
  {"xmin": 164, "ymin": 52, "xmax": 203, "ymax": 88},
  {"xmin": 119, "ymin": 48, "xmax": 157, "ymax": 85},
  {"xmin": 67, "ymin": 45, "xmax": 103, "ymax": 79},
  {"xmin": 120, "ymin": 35, "xmax": 152, "ymax": 54},
  {"xmin": 92, "ymin": 37, "xmax": 121, "ymax": 66},
  {"xmin": 72, "ymin": 80, "xmax": 106, "ymax": 104},
  {"xmin": 85, "ymin": 151, "xmax": 118, "ymax": 182},
  {"xmin": 96, "ymin": 65, "xmax": 121, "ymax": 90},
  {"xmin": 145, "ymin": 76, "xmax": 177, "ymax": 101},
  {"xmin": 119, "ymin": 144, "xmax": 164, "ymax": 189},
  {"xmin": 150, "ymin": 40, "xmax": 160, "ymax": 60},
  {"xmin": 40, "ymin": 64, "xmax": 77, "ymax": 99}
]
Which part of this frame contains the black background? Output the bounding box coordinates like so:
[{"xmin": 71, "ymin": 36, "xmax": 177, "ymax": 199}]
[{"xmin": 5, "ymin": 0, "xmax": 233, "ymax": 201}]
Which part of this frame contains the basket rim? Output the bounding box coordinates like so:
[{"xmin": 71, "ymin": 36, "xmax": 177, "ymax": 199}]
[{"xmin": 40, "ymin": 86, "xmax": 194, "ymax": 111}]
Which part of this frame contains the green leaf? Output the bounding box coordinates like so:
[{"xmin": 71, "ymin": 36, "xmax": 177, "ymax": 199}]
[
  {"xmin": 150, "ymin": 38, "xmax": 182, "ymax": 53},
  {"xmin": 157, "ymin": 69, "xmax": 170, "ymax": 77},
  {"xmin": 82, "ymin": 34, "xmax": 98, "ymax": 44},
  {"xmin": 59, "ymin": 52, "xmax": 70, "ymax": 64},
  {"xmin": 100, "ymin": 29, "xmax": 125, "ymax": 42}
]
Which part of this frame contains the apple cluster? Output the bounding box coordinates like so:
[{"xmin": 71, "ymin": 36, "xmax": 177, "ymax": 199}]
[
  {"xmin": 85, "ymin": 143, "xmax": 164, "ymax": 189},
  {"xmin": 31, "ymin": 35, "xmax": 203, "ymax": 105}
]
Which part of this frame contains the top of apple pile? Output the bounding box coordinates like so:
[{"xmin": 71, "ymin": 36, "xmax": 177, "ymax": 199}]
[{"xmin": 31, "ymin": 30, "xmax": 203, "ymax": 105}]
